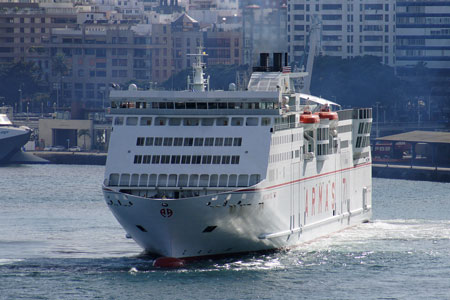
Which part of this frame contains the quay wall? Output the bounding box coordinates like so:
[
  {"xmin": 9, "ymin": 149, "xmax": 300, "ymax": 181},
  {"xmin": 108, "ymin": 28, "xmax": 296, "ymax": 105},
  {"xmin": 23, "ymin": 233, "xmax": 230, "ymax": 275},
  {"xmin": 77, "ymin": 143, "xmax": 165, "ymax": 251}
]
[
  {"xmin": 373, "ymin": 164, "xmax": 450, "ymax": 182},
  {"xmin": 31, "ymin": 151, "xmax": 106, "ymax": 165}
]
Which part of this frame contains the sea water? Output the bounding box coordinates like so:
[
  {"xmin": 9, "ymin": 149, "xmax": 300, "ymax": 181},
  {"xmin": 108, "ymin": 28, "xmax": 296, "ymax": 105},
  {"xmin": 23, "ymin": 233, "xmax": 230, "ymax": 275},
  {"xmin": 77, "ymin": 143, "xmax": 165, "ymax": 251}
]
[{"xmin": 1, "ymin": 164, "xmax": 450, "ymax": 299}]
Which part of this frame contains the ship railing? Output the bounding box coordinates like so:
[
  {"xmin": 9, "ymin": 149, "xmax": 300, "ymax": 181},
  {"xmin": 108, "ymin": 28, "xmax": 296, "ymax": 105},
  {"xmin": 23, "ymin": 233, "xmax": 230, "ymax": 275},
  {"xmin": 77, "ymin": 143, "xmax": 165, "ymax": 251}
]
[{"xmin": 273, "ymin": 122, "xmax": 299, "ymax": 132}]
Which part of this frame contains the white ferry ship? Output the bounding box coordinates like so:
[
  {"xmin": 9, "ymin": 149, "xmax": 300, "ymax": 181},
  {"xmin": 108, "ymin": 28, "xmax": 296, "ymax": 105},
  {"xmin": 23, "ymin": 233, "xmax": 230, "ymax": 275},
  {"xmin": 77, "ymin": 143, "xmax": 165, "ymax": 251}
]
[{"xmin": 102, "ymin": 52, "xmax": 372, "ymax": 259}]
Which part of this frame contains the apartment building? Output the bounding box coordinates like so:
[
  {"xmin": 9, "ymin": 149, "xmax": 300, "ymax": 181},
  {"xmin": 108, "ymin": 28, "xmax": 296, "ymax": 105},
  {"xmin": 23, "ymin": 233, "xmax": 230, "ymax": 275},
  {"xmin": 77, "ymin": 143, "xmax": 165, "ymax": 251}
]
[
  {"xmin": 287, "ymin": 0, "xmax": 396, "ymax": 66},
  {"xmin": 0, "ymin": 1, "xmax": 77, "ymax": 67},
  {"xmin": 396, "ymin": 0, "xmax": 450, "ymax": 78},
  {"xmin": 49, "ymin": 23, "xmax": 153, "ymax": 106}
]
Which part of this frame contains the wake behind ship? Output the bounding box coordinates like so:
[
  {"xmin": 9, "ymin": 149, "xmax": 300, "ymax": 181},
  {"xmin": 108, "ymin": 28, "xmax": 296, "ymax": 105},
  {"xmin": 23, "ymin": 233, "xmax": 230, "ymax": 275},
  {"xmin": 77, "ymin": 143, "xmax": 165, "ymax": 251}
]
[{"xmin": 102, "ymin": 52, "xmax": 372, "ymax": 259}]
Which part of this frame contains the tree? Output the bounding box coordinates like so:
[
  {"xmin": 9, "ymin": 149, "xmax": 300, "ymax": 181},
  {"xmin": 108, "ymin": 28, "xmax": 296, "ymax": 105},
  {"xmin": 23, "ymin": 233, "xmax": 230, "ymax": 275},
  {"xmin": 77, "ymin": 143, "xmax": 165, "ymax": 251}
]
[
  {"xmin": 0, "ymin": 61, "xmax": 44, "ymax": 108},
  {"xmin": 78, "ymin": 129, "xmax": 91, "ymax": 150}
]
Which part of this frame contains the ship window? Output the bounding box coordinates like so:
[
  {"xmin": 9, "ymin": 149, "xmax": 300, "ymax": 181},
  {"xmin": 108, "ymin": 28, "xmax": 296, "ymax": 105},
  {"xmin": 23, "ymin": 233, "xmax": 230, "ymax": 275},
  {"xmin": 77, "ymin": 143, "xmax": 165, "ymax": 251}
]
[
  {"xmin": 143, "ymin": 155, "xmax": 151, "ymax": 164},
  {"xmin": 157, "ymin": 174, "xmax": 167, "ymax": 187},
  {"xmin": 119, "ymin": 173, "xmax": 130, "ymax": 186},
  {"xmin": 212, "ymin": 155, "xmax": 221, "ymax": 164},
  {"xmin": 228, "ymin": 175, "xmax": 237, "ymax": 187},
  {"xmin": 358, "ymin": 123, "xmax": 364, "ymax": 134},
  {"xmin": 130, "ymin": 174, "xmax": 139, "ymax": 186},
  {"xmin": 261, "ymin": 117, "xmax": 271, "ymax": 126},
  {"xmin": 163, "ymin": 138, "xmax": 173, "ymax": 146},
  {"xmin": 233, "ymin": 138, "xmax": 242, "ymax": 146},
  {"xmin": 114, "ymin": 117, "xmax": 124, "ymax": 125},
  {"xmin": 154, "ymin": 137, "xmax": 163, "ymax": 146},
  {"xmin": 219, "ymin": 175, "xmax": 228, "ymax": 187},
  {"xmin": 109, "ymin": 173, "xmax": 119, "ymax": 186},
  {"xmin": 218, "ymin": 102, "xmax": 227, "ymax": 109},
  {"xmin": 209, "ymin": 174, "xmax": 218, "ymax": 187},
  {"xmin": 215, "ymin": 138, "xmax": 224, "ymax": 146},
  {"xmin": 216, "ymin": 118, "xmax": 228, "ymax": 126},
  {"xmin": 238, "ymin": 175, "xmax": 249, "ymax": 187},
  {"xmin": 186, "ymin": 102, "xmax": 196, "ymax": 109},
  {"xmin": 249, "ymin": 174, "xmax": 261, "ymax": 185},
  {"xmin": 201, "ymin": 118, "xmax": 214, "ymax": 126},
  {"xmin": 221, "ymin": 156, "xmax": 231, "ymax": 164},
  {"xmin": 204, "ymin": 137, "xmax": 214, "ymax": 146},
  {"xmin": 148, "ymin": 174, "xmax": 157, "ymax": 186},
  {"xmin": 169, "ymin": 118, "xmax": 181, "ymax": 126},
  {"xmin": 231, "ymin": 117, "xmax": 243, "ymax": 126},
  {"xmin": 136, "ymin": 137, "xmax": 145, "ymax": 146},
  {"xmin": 174, "ymin": 137, "xmax": 183, "ymax": 146},
  {"xmin": 178, "ymin": 174, "xmax": 188, "ymax": 187},
  {"xmin": 155, "ymin": 117, "xmax": 166, "ymax": 126},
  {"xmin": 194, "ymin": 138, "xmax": 204, "ymax": 146},
  {"xmin": 192, "ymin": 155, "xmax": 201, "ymax": 164},
  {"xmin": 158, "ymin": 102, "xmax": 167, "ymax": 109},
  {"xmin": 199, "ymin": 174, "xmax": 209, "ymax": 187},
  {"xmin": 140, "ymin": 117, "xmax": 152, "ymax": 126},
  {"xmin": 181, "ymin": 155, "xmax": 191, "ymax": 164},
  {"xmin": 145, "ymin": 137, "xmax": 153, "ymax": 146},
  {"xmin": 139, "ymin": 174, "xmax": 148, "ymax": 186},
  {"xmin": 208, "ymin": 103, "xmax": 218, "ymax": 109},
  {"xmin": 161, "ymin": 155, "xmax": 170, "ymax": 164},
  {"xmin": 171, "ymin": 155, "xmax": 181, "ymax": 164},
  {"xmin": 126, "ymin": 117, "xmax": 138, "ymax": 126},
  {"xmin": 184, "ymin": 138, "xmax": 193, "ymax": 146},
  {"xmin": 184, "ymin": 118, "xmax": 199, "ymax": 126},
  {"xmin": 202, "ymin": 155, "xmax": 212, "ymax": 164},
  {"xmin": 231, "ymin": 156, "xmax": 240, "ymax": 164},
  {"xmin": 152, "ymin": 155, "xmax": 160, "ymax": 164},
  {"xmin": 168, "ymin": 174, "xmax": 177, "ymax": 187},
  {"xmin": 224, "ymin": 138, "xmax": 233, "ymax": 146},
  {"xmin": 197, "ymin": 102, "xmax": 207, "ymax": 109},
  {"xmin": 246, "ymin": 117, "xmax": 258, "ymax": 126},
  {"xmin": 134, "ymin": 155, "xmax": 142, "ymax": 164},
  {"xmin": 356, "ymin": 136, "xmax": 362, "ymax": 148},
  {"xmin": 175, "ymin": 102, "xmax": 185, "ymax": 109},
  {"xmin": 189, "ymin": 174, "xmax": 198, "ymax": 187}
]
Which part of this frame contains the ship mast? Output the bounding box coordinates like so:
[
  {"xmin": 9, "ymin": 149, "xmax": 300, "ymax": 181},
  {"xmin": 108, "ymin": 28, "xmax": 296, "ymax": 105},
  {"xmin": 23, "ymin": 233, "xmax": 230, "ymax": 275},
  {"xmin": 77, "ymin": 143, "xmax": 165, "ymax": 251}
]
[{"xmin": 187, "ymin": 47, "xmax": 210, "ymax": 92}]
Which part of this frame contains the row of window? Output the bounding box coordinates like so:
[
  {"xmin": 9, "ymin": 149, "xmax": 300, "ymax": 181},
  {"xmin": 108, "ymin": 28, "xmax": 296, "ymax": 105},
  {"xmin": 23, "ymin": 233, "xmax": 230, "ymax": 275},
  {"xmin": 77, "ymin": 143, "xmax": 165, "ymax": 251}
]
[
  {"xmin": 317, "ymin": 127, "xmax": 330, "ymax": 141},
  {"xmin": 269, "ymin": 150, "xmax": 300, "ymax": 164},
  {"xmin": 271, "ymin": 132, "xmax": 303, "ymax": 146},
  {"xmin": 114, "ymin": 116, "xmax": 272, "ymax": 127},
  {"xmin": 136, "ymin": 137, "xmax": 242, "ymax": 147},
  {"xmin": 112, "ymin": 101, "xmax": 279, "ymax": 110},
  {"xmin": 133, "ymin": 154, "xmax": 240, "ymax": 165},
  {"xmin": 108, "ymin": 173, "xmax": 261, "ymax": 188}
]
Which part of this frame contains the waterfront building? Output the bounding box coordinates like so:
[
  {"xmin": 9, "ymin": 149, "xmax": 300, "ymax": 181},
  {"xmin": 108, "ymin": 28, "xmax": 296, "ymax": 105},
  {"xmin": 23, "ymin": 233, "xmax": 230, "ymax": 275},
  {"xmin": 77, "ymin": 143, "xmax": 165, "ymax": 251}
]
[
  {"xmin": 0, "ymin": 1, "xmax": 77, "ymax": 67},
  {"xmin": 287, "ymin": 0, "xmax": 396, "ymax": 66},
  {"xmin": 395, "ymin": 0, "xmax": 450, "ymax": 79}
]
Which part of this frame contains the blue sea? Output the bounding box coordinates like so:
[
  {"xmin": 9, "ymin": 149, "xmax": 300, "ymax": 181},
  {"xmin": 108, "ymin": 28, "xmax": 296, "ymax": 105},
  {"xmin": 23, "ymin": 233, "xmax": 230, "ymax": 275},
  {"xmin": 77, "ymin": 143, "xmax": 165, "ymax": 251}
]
[{"xmin": 1, "ymin": 164, "xmax": 450, "ymax": 299}]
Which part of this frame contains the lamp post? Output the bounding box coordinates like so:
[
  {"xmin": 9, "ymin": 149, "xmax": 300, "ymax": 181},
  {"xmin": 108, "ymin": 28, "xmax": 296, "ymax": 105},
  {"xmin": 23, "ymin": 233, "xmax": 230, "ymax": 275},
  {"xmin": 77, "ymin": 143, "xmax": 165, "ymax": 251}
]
[{"xmin": 18, "ymin": 88, "xmax": 22, "ymax": 113}]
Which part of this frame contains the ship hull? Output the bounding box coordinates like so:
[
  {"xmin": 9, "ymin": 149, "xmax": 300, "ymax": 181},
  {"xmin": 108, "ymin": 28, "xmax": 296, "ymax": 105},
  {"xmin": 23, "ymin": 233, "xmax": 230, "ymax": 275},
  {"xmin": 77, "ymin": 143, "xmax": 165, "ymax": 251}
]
[
  {"xmin": 0, "ymin": 128, "xmax": 31, "ymax": 163},
  {"xmin": 103, "ymin": 163, "xmax": 371, "ymax": 258}
]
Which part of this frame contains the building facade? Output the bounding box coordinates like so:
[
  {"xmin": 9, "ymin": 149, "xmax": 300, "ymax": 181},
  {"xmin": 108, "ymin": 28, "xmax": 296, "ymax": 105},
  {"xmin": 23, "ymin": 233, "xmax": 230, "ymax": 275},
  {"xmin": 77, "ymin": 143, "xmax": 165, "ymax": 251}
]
[
  {"xmin": 287, "ymin": 0, "xmax": 396, "ymax": 67},
  {"xmin": 395, "ymin": 0, "xmax": 450, "ymax": 78}
]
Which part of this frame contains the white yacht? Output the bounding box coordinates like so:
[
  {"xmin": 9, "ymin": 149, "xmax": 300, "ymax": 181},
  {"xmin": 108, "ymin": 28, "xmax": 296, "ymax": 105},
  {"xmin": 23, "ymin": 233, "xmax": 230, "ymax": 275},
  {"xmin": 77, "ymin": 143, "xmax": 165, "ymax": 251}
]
[
  {"xmin": 102, "ymin": 52, "xmax": 372, "ymax": 259},
  {"xmin": 0, "ymin": 113, "xmax": 32, "ymax": 164}
]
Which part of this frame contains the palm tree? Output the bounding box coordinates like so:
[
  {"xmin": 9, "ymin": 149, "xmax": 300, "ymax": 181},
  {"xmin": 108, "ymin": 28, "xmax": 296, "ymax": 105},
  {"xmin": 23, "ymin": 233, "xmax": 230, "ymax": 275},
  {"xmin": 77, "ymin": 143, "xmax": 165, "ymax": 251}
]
[{"xmin": 78, "ymin": 129, "xmax": 91, "ymax": 150}]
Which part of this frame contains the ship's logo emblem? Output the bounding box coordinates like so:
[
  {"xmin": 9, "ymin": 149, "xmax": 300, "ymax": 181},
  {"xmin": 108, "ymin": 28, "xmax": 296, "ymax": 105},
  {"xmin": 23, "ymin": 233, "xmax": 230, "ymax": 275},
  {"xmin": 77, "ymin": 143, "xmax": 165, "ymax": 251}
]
[{"xmin": 160, "ymin": 208, "xmax": 173, "ymax": 218}]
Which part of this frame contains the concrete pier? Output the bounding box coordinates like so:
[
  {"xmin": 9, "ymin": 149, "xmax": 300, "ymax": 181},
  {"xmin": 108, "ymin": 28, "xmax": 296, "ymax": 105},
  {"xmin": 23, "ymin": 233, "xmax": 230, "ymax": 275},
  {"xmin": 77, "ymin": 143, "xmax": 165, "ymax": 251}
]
[
  {"xmin": 373, "ymin": 163, "xmax": 450, "ymax": 182},
  {"xmin": 31, "ymin": 151, "xmax": 106, "ymax": 165}
]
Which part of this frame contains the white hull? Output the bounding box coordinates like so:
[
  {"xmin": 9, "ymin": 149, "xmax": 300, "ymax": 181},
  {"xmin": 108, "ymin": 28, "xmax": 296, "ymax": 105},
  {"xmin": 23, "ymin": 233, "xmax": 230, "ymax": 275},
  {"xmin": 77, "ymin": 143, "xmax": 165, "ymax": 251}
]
[{"xmin": 103, "ymin": 163, "xmax": 371, "ymax": 258}]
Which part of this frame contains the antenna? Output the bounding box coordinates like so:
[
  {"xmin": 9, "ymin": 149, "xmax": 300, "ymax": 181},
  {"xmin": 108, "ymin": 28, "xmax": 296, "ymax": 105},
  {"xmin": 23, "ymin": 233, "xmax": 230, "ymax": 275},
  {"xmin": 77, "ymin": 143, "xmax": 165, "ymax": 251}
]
[{"xmin": 187, "ymin": 47, "xmax": 209, "ymax": 92}]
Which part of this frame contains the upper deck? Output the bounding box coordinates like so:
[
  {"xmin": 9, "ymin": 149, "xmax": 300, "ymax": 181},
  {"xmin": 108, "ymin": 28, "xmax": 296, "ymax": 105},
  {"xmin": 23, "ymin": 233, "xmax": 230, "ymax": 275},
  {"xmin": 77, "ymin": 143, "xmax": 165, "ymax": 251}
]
[{"xmin": 109, "ymin": 90, "xmax": 281, "ymax": 116}]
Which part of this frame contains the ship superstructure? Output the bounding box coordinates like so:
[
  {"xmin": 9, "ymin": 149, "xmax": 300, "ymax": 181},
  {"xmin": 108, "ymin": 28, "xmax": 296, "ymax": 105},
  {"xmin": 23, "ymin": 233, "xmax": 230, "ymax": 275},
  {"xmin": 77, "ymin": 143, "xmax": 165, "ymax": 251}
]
[{"xmin": 102, "ymin": 52, "xmax": 372, "ymax": 258}]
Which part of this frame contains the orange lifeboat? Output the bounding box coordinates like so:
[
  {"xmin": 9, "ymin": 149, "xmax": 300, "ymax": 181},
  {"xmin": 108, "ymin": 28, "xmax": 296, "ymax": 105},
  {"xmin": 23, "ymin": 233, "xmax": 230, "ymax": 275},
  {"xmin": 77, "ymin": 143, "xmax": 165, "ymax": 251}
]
[
  {"xmin": 318, "ymin": 106, "xmax": 338, "ymax": 121},
  {"xmin": 300, "ymin": 111, "xmax": 320, "ymax": 124}
]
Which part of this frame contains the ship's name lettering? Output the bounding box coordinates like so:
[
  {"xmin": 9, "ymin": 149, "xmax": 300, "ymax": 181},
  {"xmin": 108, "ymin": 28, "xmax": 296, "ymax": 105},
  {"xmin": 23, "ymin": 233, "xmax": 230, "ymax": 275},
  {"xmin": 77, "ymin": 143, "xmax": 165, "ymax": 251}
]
[{"xmin": 305, "ymin": 178, "xmax": 346, "ymax": 216}]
